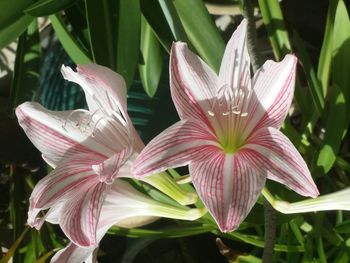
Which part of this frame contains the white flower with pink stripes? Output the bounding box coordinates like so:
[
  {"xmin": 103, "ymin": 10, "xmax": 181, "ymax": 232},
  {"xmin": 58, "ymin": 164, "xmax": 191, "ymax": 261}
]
[
  {"xmin": 132, "ymin": 19, "xmax": 319, "ymax": 232},
  {"xmin": 16, "ymin": 64, "xmax": 146, "ymax": 247}
]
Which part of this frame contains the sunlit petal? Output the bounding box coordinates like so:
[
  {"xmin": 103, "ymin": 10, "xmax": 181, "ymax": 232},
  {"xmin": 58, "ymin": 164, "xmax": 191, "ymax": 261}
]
[
  {"xmin": 132, "ymin": 120, "xmax": 219, "ymax": 177},
  {"xmin": 190, "ymin": 149, "xmax": 266, "ymax": 232},
  {"xmin": 244, "ymin": 127, "xmax": 319, "ymax": 197}
]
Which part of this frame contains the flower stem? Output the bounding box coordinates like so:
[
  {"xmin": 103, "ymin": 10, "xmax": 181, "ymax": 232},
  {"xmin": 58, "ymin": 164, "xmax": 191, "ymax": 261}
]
[
  {"xmin": 242, "ymin": 1, "xmax": 276, "ymax": 261},
  {"xmin": 242, "ymin": 0, "xmax": 263, "ymax": 71}
]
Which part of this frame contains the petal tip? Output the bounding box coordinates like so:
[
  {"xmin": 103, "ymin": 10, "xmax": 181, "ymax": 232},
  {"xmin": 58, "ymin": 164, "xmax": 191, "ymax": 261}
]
[{"xmin": 60, "ymin": 64, "xmax": 75, "ymax": 81}]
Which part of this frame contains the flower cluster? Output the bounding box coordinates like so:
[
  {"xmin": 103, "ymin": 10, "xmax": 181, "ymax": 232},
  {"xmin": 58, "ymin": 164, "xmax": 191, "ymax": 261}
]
[{"xmin": 16, "ymin": 19, "xmax": 320, "ymax": 262}]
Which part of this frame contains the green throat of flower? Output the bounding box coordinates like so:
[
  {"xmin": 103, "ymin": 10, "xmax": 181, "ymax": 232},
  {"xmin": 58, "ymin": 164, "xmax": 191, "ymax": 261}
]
[{"xmin": 221, "ymin": 136, "xmax": 244, "ymax": 154}]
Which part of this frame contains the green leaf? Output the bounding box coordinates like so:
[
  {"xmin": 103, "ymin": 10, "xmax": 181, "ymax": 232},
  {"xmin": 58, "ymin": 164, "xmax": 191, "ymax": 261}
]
[
  {"xmin": 217, "ymin": 231, "xmax": 305, "ymax": 252},
  {"xmin": 317, "ymin": 0, "xmax": 350, "ymax": 174},
  {"xmin": 140, "ymin": 0, "xmax": 174, "ymax": 52},
  {"xmin": 332, "ymin": 0, "xmax": 350, "ymax": 116},
  {"xmin": 0, "ymin": 0, "xmax": 36, "ymax": 30},
  {"xmin": 335, "ymin": 220, "xmax": 350, "ymax": 234},
  {"xmin": 236, "ymin": 255, "xmax": 262, "ymax": 263},
  {"xmin": 34, "ymin": 250, "xmax": 55, "ymax": 263},
  {"xmin": 24, "ymin": 0, "xmax": 80, "ymax": 17},
  {"xmin": 173, "ymin": 0, "xmax": 225, "ymax": 72},
  {"xmin": 139, "ymin": 16, "xmax": 163, "ymax": 97},
  {"xmin": 108, "ymin": 224, "xmax": 216, "ymax": 238},
  {"xmin": 9, "ymin": 20, "xmax": 41, "ymax": 113},
  {"xmin": 317, "ymin": 0, "xmax": 338, "ymax": 97},
  {"xmin": 293, "ymin": 30, "xmax": 325, "ymax": 116},
  {"xmin": 0, "ymin": 15, "xmax": 33, "ymax": 50},
  {"xmin": 85, "ymin": 0, "xmax": 118, "ymax": 68},
  {"xmin": 49, "ymin": 13, "xmax": 92, "ymax": 64},
  {"xmin": 0, "ymin": 227, "xmax": 29, "ymax": 263},
  {"xmin": 158, "ymin": 0, "xmax": 188, "ymax": 42},
  {"xmin": 258, "ymin": 0, "xmax": 292, "ymax": 60},
  {"xmin": 116, "ymin": 0, "xmax": 141, "ymax": 87},
  {"xmin": 317, "ymin": 85, "xmax": 346, "ymax": 173}
]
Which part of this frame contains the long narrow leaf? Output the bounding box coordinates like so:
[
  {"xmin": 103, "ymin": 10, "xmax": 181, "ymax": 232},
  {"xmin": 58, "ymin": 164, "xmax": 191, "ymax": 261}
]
[
  {"xmin": 316, "ymin": 85, "xmax": 346, "ymax": 174},
  {"xmin": 117, "ymin": 0, "xmax": 141, "ymax": 87},
  {"xmin": 258, "ymin": 0, "xmax": 292, "ymax": 60},
  {"xmin": 139, "ymin": 16, "xmax": 163, "ymax": 97},
  {"xmin": 0, "ymin": 15, "xmax": 33, "ymax": 50},
  {"xmin": 85, "ymin": 0, "xmax": 117, "ymax": 68},
  {"xmin": 293, "ymin": 30, "xmax": 325, "ymax": 115},
  {"xmin": 158, "ymin": 0, "xmax": 188, "ymax": 42},
  {"xmin": 317, "ymin": 0, "xmax": 338, "ymax": 96},
  {"xmin": 24, "ymin": 0, "xmax": 79, "ymax": 17},
  {"xmin": 173, "ymin": 0, "xmax": 225, "ymax": 72},
  {"xmin": 10, "ymin": 20, "xmax": 40, "ymax": 113},
  {"xmin": 0, "ymin": 227, "xmax": 29, "ymax": 263},
  {"xmin": 0, "ymin": 0, "xmax": 36, "ymax": 30},
  {"xmin": 140, "ymin": 0, "xmax": 174, "ymax": 52},
  {"xmin": 49, "ymin": 13, "xmax": 92, "ymax": 64}
]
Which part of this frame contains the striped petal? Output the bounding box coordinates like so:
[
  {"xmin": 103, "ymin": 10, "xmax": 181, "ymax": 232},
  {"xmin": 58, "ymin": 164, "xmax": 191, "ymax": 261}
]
[
  {"xmin": 132, "ymin": 120, "xmax": 219, "ymax": 177},
  {"xmin": 244, "ymin": 127, "xmax": 319, "ymax": 197},
  {"xmin": 16, "ymin": 102, "xmax": 111, "ymax": 167},
  {"xmin": 61, "ymin": 64, "xmax": 144, "ymax": 153},
  {"xmin": 61, "ymin": 64, "xmax": 127, "ymax": 117},
  {"xmin": 51, "ymin": 243, "xmax": 97, "ymax": 263},
  {"xmin": 92, "ymin": 147, "xmax": 129, "ymax": 183},
  {"xmin": 27, "ymin": 153, "xmax": 103, "ymax": 229},
  {"xmin": 242, "ymin": 55, "xmax": 297, "ymax": 138},
  {"xmin": 218, "ymin": 19, "xmax": 251, "ymax": 94},
  {"xmin": 189, "ymin": 148, "xmax": 266, "ymax": 232},
  {"xmin": 170, "ymin": 42, "xmax": 218, "ymax": 130},
  {"xmin": 60, "ymin": 182, "xmax": 108, "ymax": 247}
]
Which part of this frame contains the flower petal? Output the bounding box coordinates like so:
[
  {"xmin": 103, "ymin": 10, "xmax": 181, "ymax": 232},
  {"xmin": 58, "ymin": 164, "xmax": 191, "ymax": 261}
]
[
  {"xmin": 60, "ymin": 182, "xmax": 108, "ymax": 247},
  {"xmin": 16, "ymin": 102, "xmax": 112, "ymax": 167},
  {"xmin": 132, "ymin": 120, "xmax": 219, "ymax": 177},
  {"xmin": 243, "ymin": 55, "xmax": 297, "ymax": 138},
  {"xmin": 244, "ymin": 127, "xmax": 319, "ymax": 197},
  {"xmin": 61, "ymin": 64, "xmax": 127, "ymax": 117},
  {"xmin": 189, "ymin": 149, "xmax": 266, "ymax": 232},
  {"xmin": 27, "ymin": 153, "xmax": 103, "ymax": 229},
  {"xmin": 218, "ymin": 19, "xmax": 250, "ymax": 94},
  {"xmin": 170, "ymin": 42, "xmax": 218, "ymax": 129},
  {"xmin": 51, "ymin": 243, "xmax": 97, "ymax": 263},
  {"xmin": 61, "ymin": 64, "xmax": 144, "ymax": 153},
  {"xmin": 92, "ymin": 147, "xmax": 129, "ymax": 183}
]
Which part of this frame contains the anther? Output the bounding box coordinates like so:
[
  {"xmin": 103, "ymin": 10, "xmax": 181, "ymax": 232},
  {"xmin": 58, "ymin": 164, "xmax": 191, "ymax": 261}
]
[{"xmin": 62, "ymin": 109, "xmax": 89, "ymax": 131}]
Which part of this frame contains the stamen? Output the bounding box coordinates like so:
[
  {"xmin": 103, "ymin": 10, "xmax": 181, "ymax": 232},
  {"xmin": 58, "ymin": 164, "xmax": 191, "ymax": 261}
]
[
  {"xmin": 208, "ymin": 110, "xmax": 215, "ymax": 116},
  {"xmin": 62, "ymin": 109, "xmax": 89, "ymax": 131},
  {"xmin": 86, "ymin": 109, "xmax": 100, "ymax": 126},
  {"xmin": 91, "ymin": 116, "xmax": 116, "ymax": 137},
  {"xmin": 207, "ymin": 84, "xmax": 249, "ymax": 118}
]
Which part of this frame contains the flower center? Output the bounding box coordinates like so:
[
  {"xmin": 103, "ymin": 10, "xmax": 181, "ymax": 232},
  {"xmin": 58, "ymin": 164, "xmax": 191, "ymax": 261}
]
[{"xmin": 207, "ymin": 84, "xmax": 251, "ymax": 153}]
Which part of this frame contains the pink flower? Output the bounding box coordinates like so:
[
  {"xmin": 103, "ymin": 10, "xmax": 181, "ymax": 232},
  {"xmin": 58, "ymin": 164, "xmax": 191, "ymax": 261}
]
[
  {"xmin": 50, "ymin": 178, "xmax": 203, "ymax": 263},
  {"xmin": 132, "ymin": 19, "xmax": 319, "ymax": 232},
  {"xmin": 16, "ymin": 64, "xmax": 144, "ymax": 247}
]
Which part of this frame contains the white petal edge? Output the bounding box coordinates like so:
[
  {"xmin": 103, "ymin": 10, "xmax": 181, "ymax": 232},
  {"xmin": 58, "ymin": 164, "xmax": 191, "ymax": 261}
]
[
  {"xmin": 218, "ymin": 19, "xmax": 251, "ymax": 95},
  {"xmin": 170, "ymin": 42, "xmax": 219, "ymax": 131},
  {"xmin": 61, "ymin": 64, "xmax": 127, "ymax": 117},
  {"xmin": 132, "ymin": 120, "xmax": 219, "ymax": 177},
  {"xmin": 16, "ymin": 102, "xmax": 112, "ymax": 167},
  {"xmin": 244, "ymin": 127, "xmax": 319, "ymax": 198},
  {"xmin": 242, "ymin": 55, "xmax": 297, "ymax": 139},
  {"xmin": 189, "ymin": 149, "xmax": 266, "ymax": 232}
]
